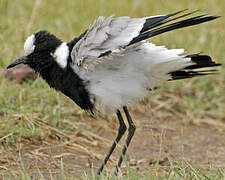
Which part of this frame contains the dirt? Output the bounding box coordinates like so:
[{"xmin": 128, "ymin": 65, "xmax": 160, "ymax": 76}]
[{"xmin": 1, "ymin": 105, "xmax": 225, "ymax": 178}]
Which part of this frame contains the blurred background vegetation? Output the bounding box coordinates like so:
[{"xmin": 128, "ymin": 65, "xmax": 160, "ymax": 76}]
[{"xmin": 0, "ymin": 0, "xmax": 224, "ymax": 179}]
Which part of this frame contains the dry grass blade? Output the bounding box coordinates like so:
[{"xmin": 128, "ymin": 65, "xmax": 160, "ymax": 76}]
[
  {"xmin": 53, "ymin": 153, "xmax": 74, "ymax": 159},
  {"xmin": 85, "ymin": 130, "xmax": 120, "ymax": 147},
  {"xmin": 0, "ymin": 133, "xmax": 13, "ymax": 143},
  {"xmin": 0, "ymin": 166, "xmax": 7, "ymax": 170},
  {"xmin": 32, "ymin": 118, "xmax": 74, "ymax": 139},
  {"xmin": 65, "ymin": 143, "xmax": 103, "ymax": 160},
  {"xmin": 25, "ymin": 0, "xmax": 43, "ymax": 35},
  {"xmin": 195, "ymin": 119, "xmax": 225, "ymax": 130}
]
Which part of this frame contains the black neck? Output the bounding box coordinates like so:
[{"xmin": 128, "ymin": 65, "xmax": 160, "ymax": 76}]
[{"xmin": 38, "ymin": 63, "xmax": 93, "ymax": 112}]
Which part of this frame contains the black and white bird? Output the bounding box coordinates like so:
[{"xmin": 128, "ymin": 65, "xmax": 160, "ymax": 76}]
[{"xmin": 7, "ymin": 10, "xmax": 221, "ymax": 174}]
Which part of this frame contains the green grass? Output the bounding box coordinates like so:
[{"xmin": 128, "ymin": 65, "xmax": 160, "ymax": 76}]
[
  {"xmin": 0, "ymin": 0, "xmax": 225, "ymax": 179},
  {"xmin": 6, "ymin": 160, "xmax": 225, "ymax": 180}
]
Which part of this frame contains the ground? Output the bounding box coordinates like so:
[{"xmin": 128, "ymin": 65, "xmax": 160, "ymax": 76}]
[{"xmin": 1, "ymin": 104, "xmax": 225, "ymax": 179}]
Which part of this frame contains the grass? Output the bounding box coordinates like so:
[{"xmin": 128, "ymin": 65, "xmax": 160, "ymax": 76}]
[
  {"xmin": 0, "ymin": 0, "xmax": 225, "ymax": 179},
  {"xmin": 7, "ymin": 160, "xmax": 225, "ymax": 180}
]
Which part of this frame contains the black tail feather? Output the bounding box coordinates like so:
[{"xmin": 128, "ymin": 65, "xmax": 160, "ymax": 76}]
[
  {"xmin": 185, "ymin": 54, "xmax": 221, "ymax": 69},
  {"xmin": 169, "ymin": 70, "xmax": 218, "ymax": 80},
  {"xmin": 169, "ymin": 54, "xmax": 221, "ymax": 80},
  {"xmin": 129, "ymin": 10, "xmax": 219, "ymax": 46}
]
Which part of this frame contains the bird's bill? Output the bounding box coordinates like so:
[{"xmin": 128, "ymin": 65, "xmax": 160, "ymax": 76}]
[{"xmin": 7, "ymin": 56, "xmax": 28, "ymax": 69}]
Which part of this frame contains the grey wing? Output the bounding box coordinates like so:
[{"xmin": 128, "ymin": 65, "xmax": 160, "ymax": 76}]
[
  {"xmin": 70, "ymin": 10, "xmax": 212, "ymax": 69},
  {"xmin": 70, "ymin": 14, "xmax": 168, "ymax": 68}
]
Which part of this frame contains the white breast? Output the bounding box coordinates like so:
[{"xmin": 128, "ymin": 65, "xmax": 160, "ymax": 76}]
[{"xmin": 52, "ymin": 42, "xmax": 69, "ymax": 68}]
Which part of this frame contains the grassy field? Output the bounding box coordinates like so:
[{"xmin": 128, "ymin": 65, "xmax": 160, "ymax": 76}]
[{"xmin": 0, "ymin": 0, "xmax": 225, "ymax": 179}]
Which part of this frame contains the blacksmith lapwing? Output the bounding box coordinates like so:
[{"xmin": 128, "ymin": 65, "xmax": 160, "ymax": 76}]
[{"xmin": 7, "ymin": 10, "xmax": 221, "ymax": 174}]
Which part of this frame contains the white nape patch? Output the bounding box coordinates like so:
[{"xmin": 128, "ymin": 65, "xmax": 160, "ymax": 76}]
[
  {"xmin": 24, "ymin": 34, "xmax": 35, "ymax": 55},
  {"xmin": 52, "ymin": 42, "xmax": 69, "ymax": 68}
]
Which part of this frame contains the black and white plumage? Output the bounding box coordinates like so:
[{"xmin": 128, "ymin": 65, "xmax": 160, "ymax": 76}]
[{"xmin": 7, "ymin": 10, "xmax": 221, "ymax": 174}]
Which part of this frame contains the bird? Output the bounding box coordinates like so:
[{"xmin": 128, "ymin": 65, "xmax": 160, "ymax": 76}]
[{"xmin": 7, "ymin": 10, "xmax": 221, "ymax": 175}]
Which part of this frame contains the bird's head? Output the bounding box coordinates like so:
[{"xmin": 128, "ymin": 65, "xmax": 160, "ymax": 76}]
[{"xmin": 7, "ymin": 30, "xmax": 70, "ymax": 73}]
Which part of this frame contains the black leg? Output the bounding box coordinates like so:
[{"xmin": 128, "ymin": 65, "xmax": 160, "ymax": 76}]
[
  {"xmin": 97, "ymin": 110, "xmax": 127, "ymax": 175},
  {"xmin": 114, "ymin": 106, "xmax": 136, "ymax": 175}
]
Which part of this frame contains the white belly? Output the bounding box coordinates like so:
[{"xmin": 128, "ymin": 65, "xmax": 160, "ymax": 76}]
[{"xmin": 76, "ymin": 42, "xmax": 191, "ymax": 114}]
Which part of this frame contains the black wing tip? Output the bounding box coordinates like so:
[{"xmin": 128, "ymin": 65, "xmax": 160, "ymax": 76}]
[
  {"xmin": 166, "ymin": 9, "xmax": 220, "ymax": 22},
  {"xmin": 130, "ymin": 10, "xmax": 220, "ymax": 46},
  {"xmin": 205, "ymin": 15, "xmax": 221, "ymax": 20},
  {"xmin": 169, "ymin": 9, "xmax": 189, "ymax": 16},
  {"xmin": 170, "ymin": 9, "xmax": 201, "ymax": 17}
]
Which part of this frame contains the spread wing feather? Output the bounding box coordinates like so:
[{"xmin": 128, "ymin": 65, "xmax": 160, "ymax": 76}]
[
  {"xmin": 70, "ymin": 10, "xmax": 218, "ymax": 69},
  {"xmin": 70, "ymin": 14, "xmax": 165, "ymax": 68}
]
